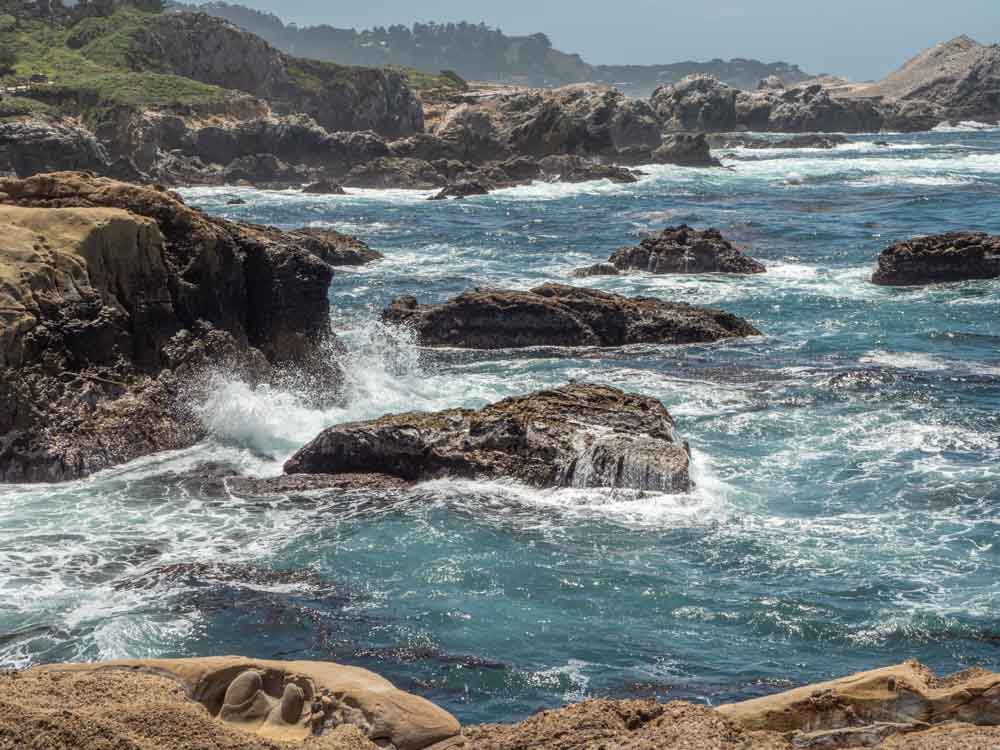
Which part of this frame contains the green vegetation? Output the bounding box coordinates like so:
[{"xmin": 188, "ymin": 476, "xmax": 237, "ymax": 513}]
[
  {"xmin": 0, "ymin": 8, "xmax": 236, "ymax": 112},
  {"xmin": 0, "ymin": 95, "xmax": 55, "ymax": 122}
]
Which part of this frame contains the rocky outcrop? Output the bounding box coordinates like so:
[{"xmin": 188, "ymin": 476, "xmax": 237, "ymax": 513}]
[
  {"xmin": 0, "ymin": 118, "xmax": 110, "ymax": 177},
  {"xmin": 302, "ymin": 178, "xmax": 346, "ymax": 194},
  {"xmin": 651, "ymin": 75, "xmax": 887, "ymax": 133},
  {"xmin": 0, "ymin": 172, "xmax": 352, "ymax": 483},
  {"xmin": 7, "ymin": 657, "xmax": 459, "ymax": 750},
  {"xmin": 284, "ymin": 227, "xmax": 383, "ymax": 266},
  {"xmin": 285, "ymin": 384, "xmax": 692, "ymax": 493},
  {"xmin": 871, "ymin": 232, "xmax": 1000, "ymax": 286},
  {"xmin": 651, "ymin": 133, "xmax": 720, "ymax": 166},
  {"xmin": 537, "ymin": 155, "xmax": 640, "ymax": 183},
  {"xmin": 433, "ymin": 85, "xmax": 663, "ymax": 159},
  {"xmin": 382, "ymin": 284, "xmax": 759, "ymax": 349},
  {"xmin": 576, "ymin": 225, "xmax": 766, "ymax": 276},
  {"xmin": 132, "ymin": 12, "xmax": 424, "ymax": 137}
]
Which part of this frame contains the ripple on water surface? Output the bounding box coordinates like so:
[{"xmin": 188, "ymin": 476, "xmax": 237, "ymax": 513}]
[{"xmin": 2, "ymin": 131, "xmax": 999, "ymax": 723}]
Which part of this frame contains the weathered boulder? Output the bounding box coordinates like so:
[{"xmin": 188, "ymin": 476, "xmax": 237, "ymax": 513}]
[
  {"xmin": 19, "ymin": 657, "xmax": 460, "ymax": 750},
  {"xmin": 871, "ymin": 232, "xmax": 1000, "ymax": 286},
  {"xmin": 577, "ymin": 225, "xmax": 766, "ymax": 276},
  {"xmin": 285, "ymin": 384, "xmax": 692, "ymax": 493},
  {"xmin": 650, "ymin": 75, "xmax": 739, "ymax": 132},
  {"xmin": 382, "ymin": 283, "xmax": 759, "ymax": 348},
  {"xmin": 0, "ymin": 172, "xmax": 346, "ymax": 482},
  {"xmin": 0, "ymin": 118, "xmax": 110, "ymax": 177}
]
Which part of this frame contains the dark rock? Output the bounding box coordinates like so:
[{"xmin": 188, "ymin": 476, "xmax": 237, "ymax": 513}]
[
  {"xmin": 229, "ymin": 472, "xmax": 411, "ymax": 495},
  {"xmin": 706, "ymin": 133, "xmax": 849, "ymax": 149},
  {"xmin": 652, "ymin": 134, "xmax": 721, "ymax": 167},
  {"xmin": 0, "ymin": 119, "xmax": 110, "ymax": 177},
  {"xmin": 323, "ymin": 130, "xmax": 392, "ymax": 167},
  {"xmin": 222, "ymin": 153, "xmax": 304, "ymax": 187},
  {"xmin": 284, "ymin": 383, "xmax": 692, "ymax": 493},
  {"xmin": 284, "ymin": 227, "xmax": 383, "ymax": 266},
  {"xmin": 342, "ymin": 157, "xmax": 447, "ymax": 189},
  {"xmin": 382, "ymin": 283, "xmax": 759, "ymax": 349},
  {"xmin": 429, "ymin": 181, "xmax": 491, "ymax": 200},
  {"xmin": 227, "ymin": 198, "xmax": 247, "ymax": 205},
  {"xmin": 571, "ymin": 262, "xmax": 620, "ymax": 278},
  {"xmin": 538, "ymin": 155, "xmax": 639, "ymax": 183},
  {"xmin": 871, "ymin": 232, "xmax": 1000, "ymax": 286},
  {"xmin": 601, "ymin": 225, "xmax": 766, "ymax": 275},
  {"xmin": 302, "ymin": 179, "xmax": 346, "ymax": 195}
]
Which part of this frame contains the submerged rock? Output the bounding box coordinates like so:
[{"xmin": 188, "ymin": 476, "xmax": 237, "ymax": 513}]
[
  {"xmin": 871, "ymin": 231, "xmax": 1000, "ymax": 285},
  {"xmin": 576, "ymin": 225, "xmax": 766, "ymax": 276},
  {"xmin": 382, "ymin": 284, "xmax": 759, "ymax": 349},
  {"xmin": 285, "ymin": 384, "xmax": 692, "ymax": 493}
]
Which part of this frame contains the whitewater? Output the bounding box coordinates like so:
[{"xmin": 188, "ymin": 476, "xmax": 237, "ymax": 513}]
[{"xmin": 1, "ymin": 129, "xmax": 998, "ymax": 724}]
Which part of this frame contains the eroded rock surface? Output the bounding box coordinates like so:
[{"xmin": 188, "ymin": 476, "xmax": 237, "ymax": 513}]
[
  {"xmin": 0, "ymin": 172, "xmax": 351, "ymax": 482},
  {"xmin": 871, "ymin": 232, "xmax": 1000, "ymax": 286},
  {"xmin": 382, "ymin": 284, "xmax": 759, "ymax": 349},
  {"xmin": 576, "ymin": 225, "xmax": 766, "ymax": 277},
  {"xmin": 285, "ymin": 384, "xmax": 692, "ymax": 493}
]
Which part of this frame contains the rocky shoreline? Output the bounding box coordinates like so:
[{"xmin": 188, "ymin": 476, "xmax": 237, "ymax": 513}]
[{"xmin": 4, "ymin": 657, "xmax": 999, "ymax": 749}]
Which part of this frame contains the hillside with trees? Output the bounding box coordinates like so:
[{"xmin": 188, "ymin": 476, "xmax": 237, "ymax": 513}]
[{"xmin": 189, "ymin": 2, "xmax": 812, "ymax": 94}]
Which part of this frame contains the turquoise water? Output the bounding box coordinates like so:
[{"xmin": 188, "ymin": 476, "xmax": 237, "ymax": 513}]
[{"xmin": 2, "ymin": 129, "xmax": 999, "ymax": 724}]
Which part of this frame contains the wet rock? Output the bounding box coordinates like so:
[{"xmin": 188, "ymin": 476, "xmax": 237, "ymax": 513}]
[
  {"xmin": 342, "ymin": 157, "xmax": 447, "ymax": 189},
  {"xmin": 707, "ymin": 133, "xmax": 850, "ymax": 149},
  {"xmin": 538, "ymin": 155, "xmax": 639, "ymax": 183},
  {"xmin": 285, "ymin": 383, "xmax": 692, "ymax": 493},
  {"xmin": 228, "ymin": 472, "xmax": 409, "ymax": 495},
  {"xmin": 652, "ymin": 133, "xmax": 721, "ymax": 167},
  {"xmin": 0, "ymin": 171, "xmax": 342, "ymax": 483},
  {"xmin": 226, "ymin": 197, "xmax": 247, "ymax": 205},
  {"xmin": 222, "ymin": 153, "xmax": 305, "ymax": 187},
  {"xmin": 598, "ymin": 225, "xmax": 766, "ymax": 275},
  {"xmin": 284, "ymin": 227, "xmax": 383, "ymax": 266},
  {"xmin": 429, "ymin": 181, "xmax": 491, "ymax": 200},
  {"xmin": 302, "ymin": 178, "xmax": 346, "ymax": 195},
  {"xmin": 871, "ymin": 231, "xmax": 1000, "ymax": 286},
  {"xmin": 571, "ymin": 262, "xmax": 620, "ymax": 278},
  {"xmin": 382, "ymin": 283, "xmax": 759, "ymax": 349}
]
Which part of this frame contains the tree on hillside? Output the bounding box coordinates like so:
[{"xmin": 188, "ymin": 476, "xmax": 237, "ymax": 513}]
[{"xmin": 0, "ymin": 46, "xmax": 16, "ymax": 77}]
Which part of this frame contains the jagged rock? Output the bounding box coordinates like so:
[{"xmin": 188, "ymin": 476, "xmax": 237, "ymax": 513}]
[
  {"xmin": 229, "ymin": 473, "xmax": 411, "ymax": 495},
  {"xmin": 538, "ymin": 155, "xmax": 639, "ymax": 183},
  {"xmin": 571, "ymin": 262, "xmax": 620, "ymax": 278},
  {"xmin": 0, "ymin": 118, "xmax": 110, "ymax": 177},
  {"xmin": 284, "ymin": 383, "xmax": 692, "ymax": 493},
  {"xmin": 577, "ymin": 225, "xmax": 766, "ymax": 276},
  {"xmin": 429, "ymin": 181, "xmax": 491, "ymax": 200},
  {"xmin": 222, "ymin": 153, "xmax": 305, "ymax": 187},
  {"xmin": 0, "ymin": 172, "xmax": 344, "ymax": 483},
  {"xmin": 382, "ymin": 284, "xmax": 759, "ymax": 348},
  {"xmin": 650, "ymin": 75, "xmax": 739, "ymax": 132},
  {"xmin": 302, "ymin": 178, "xmax": 346, "ymax": 195},
  {"xmin": 652, "ymin": 134, "xmax": 721, "ymax": 167},
  {"xmin": 433, "ymin": 104, "xmax": 511, "ymax": 161},
  {"xmin": 284, "ymin": 227, "xmax": 383, "ymax": 266},
  {"xmin": 871, "ymin": 232, "xmax": 1000, "ymax": 286},
  {"xmin": 707, "ymin": 133, "xmax": 849, "ymax": 149},
  {"xmin": 342, "ymin": 157, "xmax": 447, "ymax": 189}
]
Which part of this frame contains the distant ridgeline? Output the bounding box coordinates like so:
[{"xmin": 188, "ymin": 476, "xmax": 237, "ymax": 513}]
[{"xmin": 185, "ymin": 1, "xmax": 813, "ymax": 93}]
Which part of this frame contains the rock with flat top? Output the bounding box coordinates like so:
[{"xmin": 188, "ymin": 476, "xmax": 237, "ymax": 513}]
[
  {"xmin": 871, "ymin": 231, "xmax": 1000, "ymax": 285},
  {"xmin": 285, "ymin": 383, "xmax": 692, "ymax": 493}
]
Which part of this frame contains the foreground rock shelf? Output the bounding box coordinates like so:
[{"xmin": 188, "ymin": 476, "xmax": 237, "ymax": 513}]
[
  {"xmin": 284, "ymin": 384, "xmax": 692, "ymax": 493},
  {"xmin": 4, "ymin": 659, "xmax": 998, "ymax": 749},
  {"xmin": 382, "ymin": 283, "xmax": 760, "ymax": 349}
]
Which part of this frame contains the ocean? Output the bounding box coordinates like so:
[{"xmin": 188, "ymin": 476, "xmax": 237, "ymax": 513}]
[{"xmin": 2, "ymin": 127, "xmax": 999, "ymax": 724}]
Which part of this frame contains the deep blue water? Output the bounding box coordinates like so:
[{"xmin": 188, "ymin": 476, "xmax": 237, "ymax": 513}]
[{"xmin": 2, "ymin": 129, "xmax": 999, "ymax": 725}]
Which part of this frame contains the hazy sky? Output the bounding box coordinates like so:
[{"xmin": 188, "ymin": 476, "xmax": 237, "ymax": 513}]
[{"xmin": 232, "ymin": 0, "xmax": 1000, "ymax": 80}]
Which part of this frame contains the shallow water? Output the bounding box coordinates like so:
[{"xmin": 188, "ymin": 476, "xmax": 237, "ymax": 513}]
[{"xmin": 2, "ymin": 129, "xmax": 999, "ymax": 724}]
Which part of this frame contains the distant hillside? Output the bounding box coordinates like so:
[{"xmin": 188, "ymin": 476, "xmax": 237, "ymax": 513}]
[{"xmin": 186, "ymin": 2, "xmax": 813, "ymax": 94}]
